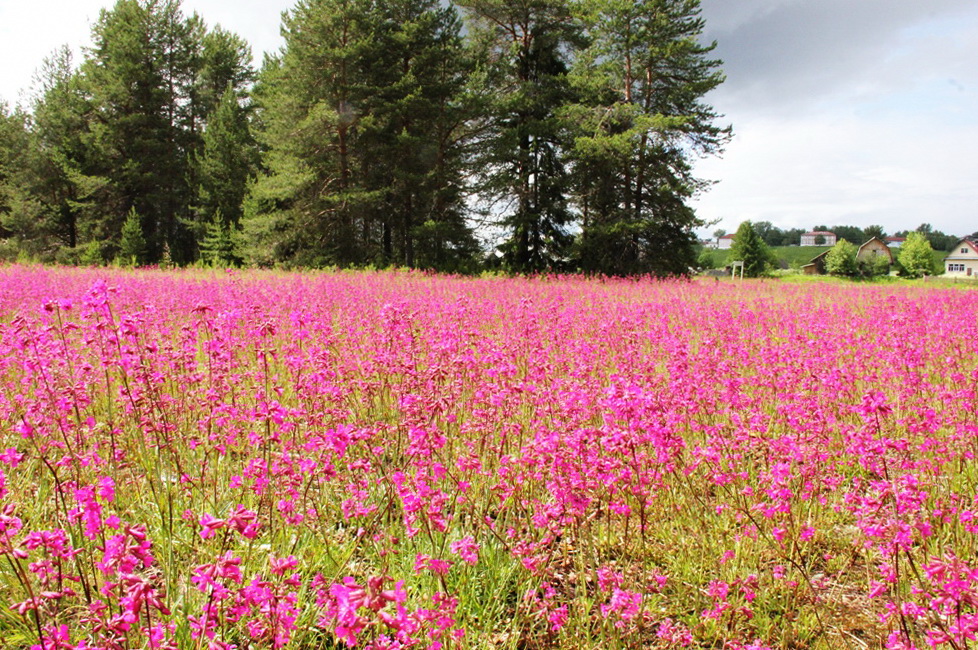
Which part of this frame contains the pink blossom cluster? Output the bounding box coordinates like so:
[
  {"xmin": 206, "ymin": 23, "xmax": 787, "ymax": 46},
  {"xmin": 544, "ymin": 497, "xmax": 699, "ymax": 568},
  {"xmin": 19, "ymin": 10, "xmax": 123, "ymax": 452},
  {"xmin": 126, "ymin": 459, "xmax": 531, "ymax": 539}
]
[{"xmin": 0, "ymin": 264, "xmax": 977, "ymax": 648}]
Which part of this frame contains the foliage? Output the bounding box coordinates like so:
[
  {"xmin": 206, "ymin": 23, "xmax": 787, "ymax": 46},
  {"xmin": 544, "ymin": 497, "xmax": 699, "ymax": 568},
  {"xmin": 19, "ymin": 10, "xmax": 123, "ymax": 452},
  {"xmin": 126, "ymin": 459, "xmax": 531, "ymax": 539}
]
[
  {"xmin": 198, "ymin": 211, "xmax": 243, "ymax": 267},
  {"xmin": 863, "ymin": 224, "xmax": 886, "ymax": 240},
  {"xmin": 1, "ymin": 0, "xmax": 731, "ymax": 276},
  {"xmin": 751, "ymin": 221, "xmax": 805, "ymax": 247},
  {"xmin": 0, "ymin": 0, "xmax": 254, "ymax": 266},
  {"xmin": 897, "ymin": 231, "xmax": 936, "ymax": 278},
  {"xmin": 459, "ymin": 0, "xmax": 580, "ymax": 272},
  {"xmin": 896, "ymin": 223, "xmax": 959, "ymax": 252},
  {"xmin": 245, "ymin": 0, "xmax": 476, "ymax": 271},
  {"xmin": 729, "ymin": 221, "xmax": 774, "ymax": 277},
  {"xmin": 824, "ymin": 239, "xmax": 859, "ymax": 277},
  {"xmin": 116, "ymin": 207, "xmax": 147, "ymax": 266},
  {"xmin": 858, "ymin": 252, "xmax": 892, "ymax": 278},
  {"xmin": 566, "ymin": 0, "xmax": 728, "ymax": 276},
  {"xmin": 196, "ymin": 85, "xmax": 258, "ymax": 232},
  {"xmin": 697, "ymin": 249, "xmax": 717, "ymax": 269}
]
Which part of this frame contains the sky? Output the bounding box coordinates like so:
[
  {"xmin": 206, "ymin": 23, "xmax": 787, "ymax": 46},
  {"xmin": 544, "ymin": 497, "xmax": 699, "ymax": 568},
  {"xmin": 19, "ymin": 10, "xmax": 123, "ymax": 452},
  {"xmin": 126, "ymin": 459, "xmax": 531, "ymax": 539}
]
[{"xmin": 1, "ymin": 0, "xmax": 976, "ymax": 239}]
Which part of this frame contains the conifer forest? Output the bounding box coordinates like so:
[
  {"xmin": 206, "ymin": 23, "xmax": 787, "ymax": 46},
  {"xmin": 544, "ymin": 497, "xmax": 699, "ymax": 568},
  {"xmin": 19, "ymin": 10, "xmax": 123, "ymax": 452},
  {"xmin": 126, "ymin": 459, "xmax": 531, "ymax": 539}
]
[{"xmin": 0, "ymin": 0, "xmax": 729, "ymax": 275}]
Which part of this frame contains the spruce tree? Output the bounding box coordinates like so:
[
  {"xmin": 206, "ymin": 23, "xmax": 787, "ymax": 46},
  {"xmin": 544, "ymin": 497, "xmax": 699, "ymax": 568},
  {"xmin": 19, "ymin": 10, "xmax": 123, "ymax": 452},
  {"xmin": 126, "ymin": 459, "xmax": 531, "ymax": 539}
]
[
  {"xmin": 197, "ymin": 85, "xmax": 258, "ymax": 232},
  {"xmin": 117, "ymin": 207, "xmax": 147, "ymax": 266},
  {"xmin": 83, "ymin": 0, "xmax": 180, "ymax": 262},
  {"xmin": 729, "ymin": 221, "xmax": 773, "ymax": 278},
  {"xmin": 79, "ymin": 0, "xmax": 253, "ymax": 264}
]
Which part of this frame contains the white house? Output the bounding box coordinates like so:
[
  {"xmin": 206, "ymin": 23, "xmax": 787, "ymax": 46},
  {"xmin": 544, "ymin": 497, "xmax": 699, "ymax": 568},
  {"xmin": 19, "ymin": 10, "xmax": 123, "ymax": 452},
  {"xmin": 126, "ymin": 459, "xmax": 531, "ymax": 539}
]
[
  {"xmin": 944, "ymin": 238, "xmax": 978, "ymax": 278},
  {"xmin": 800, "ymin": 231, "xmax": 837, "ymax": 246},
  {"xmin": 717, "ymin": 234, "xmax": 736, "ymax": 250}
]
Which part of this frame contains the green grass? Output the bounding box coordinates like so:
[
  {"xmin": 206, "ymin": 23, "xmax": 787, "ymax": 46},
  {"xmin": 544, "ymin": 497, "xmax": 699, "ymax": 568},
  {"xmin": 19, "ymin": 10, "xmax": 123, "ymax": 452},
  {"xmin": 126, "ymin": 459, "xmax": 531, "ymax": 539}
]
[{"xmin": 703, "ymin": 246, "xmax": 830, "ymax": 270}]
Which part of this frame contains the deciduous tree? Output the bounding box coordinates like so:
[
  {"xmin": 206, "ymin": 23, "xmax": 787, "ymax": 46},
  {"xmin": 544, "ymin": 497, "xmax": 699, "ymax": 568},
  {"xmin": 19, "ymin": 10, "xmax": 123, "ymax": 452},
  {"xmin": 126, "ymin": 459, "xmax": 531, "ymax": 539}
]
[
  {"xmin": 825, "ymin": 239, "xmax": 858, "ymax": 277},
  {"xmin": 897, "ymin": 232, "xmax": 935, "ymax": 278}
]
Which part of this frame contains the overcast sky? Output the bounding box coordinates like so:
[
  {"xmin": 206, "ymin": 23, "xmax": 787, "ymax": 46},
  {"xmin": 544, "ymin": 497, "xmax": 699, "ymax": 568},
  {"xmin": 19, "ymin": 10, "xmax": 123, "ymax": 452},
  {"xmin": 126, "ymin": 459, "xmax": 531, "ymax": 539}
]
[{"xmin": 1, "ymin": 0, "xmax": 976, "ymax": 238}]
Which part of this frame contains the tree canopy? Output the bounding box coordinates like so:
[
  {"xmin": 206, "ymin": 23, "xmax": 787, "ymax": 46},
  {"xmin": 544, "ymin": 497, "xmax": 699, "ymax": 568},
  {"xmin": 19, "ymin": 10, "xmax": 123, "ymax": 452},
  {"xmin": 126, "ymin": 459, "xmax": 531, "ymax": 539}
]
[{"xmin": 0, "ymin": 0, "xmax": 728, "ymax": 275}]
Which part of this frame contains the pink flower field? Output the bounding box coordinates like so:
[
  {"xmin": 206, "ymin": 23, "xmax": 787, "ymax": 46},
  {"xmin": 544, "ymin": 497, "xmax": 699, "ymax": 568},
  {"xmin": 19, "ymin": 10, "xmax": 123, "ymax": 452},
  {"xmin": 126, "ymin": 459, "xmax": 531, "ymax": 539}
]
[{"xmin": 1, "ymin": 265, "xmax": 977, "ymax": 649}]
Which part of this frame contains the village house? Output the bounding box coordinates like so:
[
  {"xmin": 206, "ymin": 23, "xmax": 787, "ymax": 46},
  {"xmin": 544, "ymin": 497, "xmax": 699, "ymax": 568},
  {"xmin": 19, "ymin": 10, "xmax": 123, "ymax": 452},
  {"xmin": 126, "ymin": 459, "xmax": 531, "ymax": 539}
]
[
  {"xmin": 802, "ymin": 236, "xmax": 892, "ymax": 275},
  {"xmin": 857, "ymin": 236, "xmax": 894, "ymax": 265},
  {"xmin": 717, "ymin": 234, "xmax": 736, "ymax": 250},
  {"xmin": 944, "ymin": 238, "xmax": 978, "ymax": 278},
  {"xmin": 885, "ymin": 236, "xmax": 906, "ymax": 248},
  {"xmin": 801, "ymin": 250, "xmax": 829, "ymax": 275},
  {"xmin": 800, "ymin": 231, "xmax": 837, "ymax": 246}
]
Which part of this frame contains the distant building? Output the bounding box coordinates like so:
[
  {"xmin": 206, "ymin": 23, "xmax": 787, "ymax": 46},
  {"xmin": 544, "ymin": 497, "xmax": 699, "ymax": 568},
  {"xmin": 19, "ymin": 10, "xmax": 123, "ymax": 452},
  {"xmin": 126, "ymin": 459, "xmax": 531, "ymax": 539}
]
[
  {"xmin": 857, "ymin": 237, "xmax": 894, "ymax": 265},
  {"xmin": 885, "ymin": 236, "xmax": 906, "ymax": 248},
  {"xmin": 802, "ymin": 237, "xmax": 892, "ymax": 276},
  {"xmin": 944, "ymin": 238, "xmax": 978, "ymax": 278},
  {"xmin": 800, "ymin": 231, "xmax": 837, "ymax": 246},
  {"xmin": 801, "ymin": 250, "xmax": 830, "ymax": 275},
  {"xmin": 717, "ymin": 234, "xmax": 736, "ymax": 250}
]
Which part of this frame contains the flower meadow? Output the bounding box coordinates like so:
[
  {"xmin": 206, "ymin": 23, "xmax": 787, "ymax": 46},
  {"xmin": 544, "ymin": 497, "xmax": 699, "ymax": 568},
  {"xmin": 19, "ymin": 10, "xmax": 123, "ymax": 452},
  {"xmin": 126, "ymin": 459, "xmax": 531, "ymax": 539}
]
[{"xmin": 1, "ymin": 265, "xmax": 978, "ymax": 650}]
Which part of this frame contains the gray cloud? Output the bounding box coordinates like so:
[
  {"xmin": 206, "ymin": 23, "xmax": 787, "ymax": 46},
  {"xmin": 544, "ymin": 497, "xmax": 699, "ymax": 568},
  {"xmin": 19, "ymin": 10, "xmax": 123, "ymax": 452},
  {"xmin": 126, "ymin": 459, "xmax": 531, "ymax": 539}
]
[{"xmin": 700, "ymin": 0, "xmax": 978, "ymax": 114}]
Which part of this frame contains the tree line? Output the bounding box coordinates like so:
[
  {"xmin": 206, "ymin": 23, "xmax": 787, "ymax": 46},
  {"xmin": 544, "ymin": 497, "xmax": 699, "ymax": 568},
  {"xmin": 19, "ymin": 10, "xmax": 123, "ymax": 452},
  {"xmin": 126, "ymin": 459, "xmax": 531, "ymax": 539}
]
[
  {"xmin": 0, "ymin": 0, "xmax": 729, "ymax": 275},
  {"xmin": 713, "ymin": 221, "xmax": 964, "ymax": 252},
  {"xmin": 717, "ymin": 220, "xmax": 972, "ymax": 279}
]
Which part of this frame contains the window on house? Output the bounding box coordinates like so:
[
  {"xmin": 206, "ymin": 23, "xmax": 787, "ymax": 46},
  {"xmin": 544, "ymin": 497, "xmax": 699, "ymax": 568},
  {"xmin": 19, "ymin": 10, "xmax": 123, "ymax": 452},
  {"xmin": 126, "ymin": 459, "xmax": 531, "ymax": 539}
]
[{"xmin": 963, "ymin": 248, "xmax": 970, "ymax": 254}]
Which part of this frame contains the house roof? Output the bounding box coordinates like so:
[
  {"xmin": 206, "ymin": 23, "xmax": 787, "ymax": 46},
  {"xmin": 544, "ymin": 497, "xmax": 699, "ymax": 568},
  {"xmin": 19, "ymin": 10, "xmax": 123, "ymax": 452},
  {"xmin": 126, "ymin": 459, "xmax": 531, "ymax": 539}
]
[
  {"xmin": 719, "ymin": 234, "xmax": 736, "ymax": 239},
  {"xmin": 857, "ymin": 237, "xmax": 894, "ymax": 262},
  {"xmin": 803, "ymin": 231, "xmax": 835, "ymax": 236},
  {"xmin": 885, "ymin": 236, "xmax": 906, "ymax": 243},
  {"xmin": 944, "ymin": 237, "xmax": 978, "ymax": 260}
]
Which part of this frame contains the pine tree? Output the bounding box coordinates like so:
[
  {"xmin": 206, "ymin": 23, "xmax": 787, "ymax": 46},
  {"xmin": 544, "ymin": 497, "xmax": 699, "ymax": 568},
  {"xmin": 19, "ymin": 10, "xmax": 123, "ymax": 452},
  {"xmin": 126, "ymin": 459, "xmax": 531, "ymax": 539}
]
[
  {"xmin": 245, "ymin": 0, "xmax": 474, "ymax": 269},
  {"xmin": 567, "ymin": 0, "xmax": 729, "ymax": 276},
  {"xmin": 358, "ymin": 0, "xmax": 477, "ymax": 270},
  {"xmin": 458, "ymin": 0, "xmax": 581, "ymax": 272},
  {"xmin": 243, "ymin": 0, "xmax": 375, "ymax": 267}
]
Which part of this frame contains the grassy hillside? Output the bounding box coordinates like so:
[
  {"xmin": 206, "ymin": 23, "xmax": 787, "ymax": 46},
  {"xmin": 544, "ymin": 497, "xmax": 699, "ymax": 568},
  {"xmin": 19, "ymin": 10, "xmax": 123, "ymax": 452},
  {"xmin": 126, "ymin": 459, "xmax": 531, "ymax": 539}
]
[
  {"xmin": 702, "ymin": 245, "xmax": 949, "ymax": 273},
  {"xmin": 703, "ymin": 245, "xmax": 830, "ymax": 269}
]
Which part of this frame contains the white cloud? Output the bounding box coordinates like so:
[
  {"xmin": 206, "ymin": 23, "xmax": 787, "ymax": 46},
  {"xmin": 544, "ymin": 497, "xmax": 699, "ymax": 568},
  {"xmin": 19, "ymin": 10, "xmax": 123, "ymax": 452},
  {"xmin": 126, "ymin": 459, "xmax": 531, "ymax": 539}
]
[
  {"xmin": 0, "ymin": 0, "xmax": 291, "ymax": 106},
  {"xmin": 694, "ymin": 112, "xmax": 978, "ymax": 235},
  {"xmin": 694, "ymin": 0, "xmax": 978, "ymax": 237}
]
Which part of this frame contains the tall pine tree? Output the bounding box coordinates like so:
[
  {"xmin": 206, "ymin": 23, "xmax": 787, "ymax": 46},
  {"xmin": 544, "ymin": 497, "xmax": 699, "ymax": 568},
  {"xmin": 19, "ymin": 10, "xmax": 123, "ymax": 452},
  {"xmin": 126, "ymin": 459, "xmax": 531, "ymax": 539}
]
[
  {"xmin": 244, "ymin": 0, "xmax": 474, "ymax": 269},
  {"xmin": 458, "ymin": 0, "xmax": 582, "ymax": 272},
  {"xmin": 567, "ymin": 0, "xmax": 729, "ymax": 275}
]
